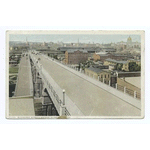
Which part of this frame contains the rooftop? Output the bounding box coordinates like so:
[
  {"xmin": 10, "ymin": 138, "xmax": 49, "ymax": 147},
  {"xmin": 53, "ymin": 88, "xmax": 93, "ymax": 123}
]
[
  {"xmin": 96, "ymin": 52, "xmax": 108, "ymax": 55},
  {"xmin": 86, "ymin": 66, "xmax": 110, "ymax": 73},
  {"xmin": 67, "ymin": 49, "xmax": 88, "ymax": 53},
  {"xmin": 105, "ymin": 58, "xmax": 127, "ymax": 64},
  {"xmin": 113, "ymin": 54, "xmax": 127, "ymax": 57},
  {"xmin": 124, "ymin": 77, "xmax": 141, "ymax": 89},
  {"xmin": 128, "ymin": 59, "xmax": 141, "ymax": 62},
  {"xmin": 86, "ymin": 66, "xmax": 104, "ymax": 73},
  {"xmin": 102, "ymin": 48, "xmax": 116, "ymax": 52},
  {"xmin": 96, "ymin": 52, "xmax": 109, "ymax": 56}
]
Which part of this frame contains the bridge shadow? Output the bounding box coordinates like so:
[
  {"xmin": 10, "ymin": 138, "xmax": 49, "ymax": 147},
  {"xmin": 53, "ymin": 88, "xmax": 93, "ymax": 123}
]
[{"xmin": 33, "ymin": 89, "xmax": 59, "ymax": 116}]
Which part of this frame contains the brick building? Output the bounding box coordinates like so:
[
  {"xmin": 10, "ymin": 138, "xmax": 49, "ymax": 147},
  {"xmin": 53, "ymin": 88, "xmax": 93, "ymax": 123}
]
[{"xmin": 65, "ymin": 50, "xmax": 88, "ymax": 64}]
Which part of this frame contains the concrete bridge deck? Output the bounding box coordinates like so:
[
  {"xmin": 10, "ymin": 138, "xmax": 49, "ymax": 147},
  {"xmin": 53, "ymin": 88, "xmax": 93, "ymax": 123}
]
[
  {"xmin": 14, "ymin": 55, "xmax": 33, "ymax": 97},
  {"xmin": 9, "ymin": 55, "xmax": 34, "ymax": 117},
  {"xmin": 9, "ymin": 97, "xmax": 35, "ymax": 116},
  {"xmin": 33, "ymin": 54, "xmax": 141, "ymax": 116}
]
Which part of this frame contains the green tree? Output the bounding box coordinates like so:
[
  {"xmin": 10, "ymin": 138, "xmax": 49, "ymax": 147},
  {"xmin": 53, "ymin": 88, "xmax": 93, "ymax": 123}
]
[
  {"xmin": 53, "ymin": 55, "xmax": 58, "ymax": 60},
  {"xmin": 116, "ymin": 63, "xmax": 123, "ymax": 71},
  {"xmin": 129, "ymin": 62, "xmax": 141, "ymax": 71}
]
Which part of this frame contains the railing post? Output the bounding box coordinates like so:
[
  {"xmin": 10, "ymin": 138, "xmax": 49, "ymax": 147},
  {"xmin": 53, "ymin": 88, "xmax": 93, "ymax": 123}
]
[
  {"xmin": 40, "ymin": 64, "xmax": 42, "ymax": 72},
  {"xmin": 134, "ymin": 91, "xmax": 137, "ymax": 98},
  {"xmin": 63, "ymin": 89, "xmax": 65, "ymax": 105},
  {"xmin": 116, "ymin": 83, "xmax": 118, "ymax": 89},
  {"xmin": 80, "ymin": 68, "xmax": 82, "ymax": 72},
  {"xmin": 59, "ymin": 89, "xmax": 66, "ymax": 116},
  {"xmin": 109, "ymin": 80, "xmax": 111, "ymax": 86},
  {"xmin": 98, "ymin": 75, "xmax": 100, "ymax": 81},
  {"xmin": 103, "ymin": 78, "xmax": 105, "ymax": 83},
  {"xmin": 124, "ymin": 86, "xmax": 126, "ymax": 93}
]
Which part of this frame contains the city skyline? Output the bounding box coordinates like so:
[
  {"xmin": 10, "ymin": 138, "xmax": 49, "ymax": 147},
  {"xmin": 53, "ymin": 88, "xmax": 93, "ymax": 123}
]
[{"xmin": 9, "ymin": 34, "xmax": 141, "ymax": 44}]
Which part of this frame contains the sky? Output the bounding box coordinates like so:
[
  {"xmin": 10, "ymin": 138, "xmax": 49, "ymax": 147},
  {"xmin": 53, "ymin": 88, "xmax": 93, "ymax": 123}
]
[{"xmin": 9, "ymin": 34, "xmax": 141, "ymax": 44}]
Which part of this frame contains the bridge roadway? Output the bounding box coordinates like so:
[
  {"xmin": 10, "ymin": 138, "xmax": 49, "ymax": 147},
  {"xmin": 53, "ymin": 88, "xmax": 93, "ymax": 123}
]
[
  {"xmin": 9, "ymin": 55, "xmax": 34, "ymax": 117},
  {"xmin": 15, "ymin": 55, "xmax": 33, "ymax": 97},
  {"xmin": 33, "ymin": 54, "xmax": 141, "ymax": 116}
]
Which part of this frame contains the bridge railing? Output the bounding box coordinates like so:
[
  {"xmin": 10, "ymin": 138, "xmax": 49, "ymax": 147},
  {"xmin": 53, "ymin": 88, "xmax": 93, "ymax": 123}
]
[{"xmin": 30, "ymin": 53, "xmax": 84, "ymax": 116}]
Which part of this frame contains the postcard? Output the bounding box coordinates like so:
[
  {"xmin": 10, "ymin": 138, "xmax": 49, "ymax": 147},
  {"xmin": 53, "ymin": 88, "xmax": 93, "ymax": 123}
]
[{"xmin": 6, "ymin": 30, "xmax": 145, "ymax": 119}]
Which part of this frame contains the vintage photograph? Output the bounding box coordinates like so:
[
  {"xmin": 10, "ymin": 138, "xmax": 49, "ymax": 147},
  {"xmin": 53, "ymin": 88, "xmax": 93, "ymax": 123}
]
[{"xmin": 6, "ymin": 30, "xmax": 144, "ymax": 118}]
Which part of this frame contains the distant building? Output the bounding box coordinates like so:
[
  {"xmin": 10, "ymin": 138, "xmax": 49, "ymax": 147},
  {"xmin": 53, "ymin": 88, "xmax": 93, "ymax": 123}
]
[
  {"xmin": 58, "ymin": 47, "xmax": 83, "ymax": 53},
  {"xmin": 127, "ymin": 59, "xmax": 141, "ymax": 65},
  {"xmin": 104, "ymin": 58, "xmax": 128, "ymax": 71},
  {"xmin": 102, "ymin": 48, "xmax": 116, "ymax": 53},
  {"xmin": 93, "ymin": 61, "xmax": 103, "ymax": 65},
  {"xmin": 85, "ymin": 66, "xmax": 117, "ymax": 86},
  {"xmin": 93, "ymin": 52, "xmax": 128, "ymax": 62},
  {"xmin": 103, "ymin": 58, "xmax": 141, "ymax": 72},
  {"xmin": 42, "ymin": 42, "xmax": 48, "ymax": 46},
  {"xmin": 65, "ymin": 50, "xmax": 88, "ymax": 64},
  {"xmin": 109, "ymin": 64, "xmax": 116, "ymax": 70},
  {"xmin": 93, "ymin": 52, "xmax": 109, "ymax": 62},
  {"xmin": 117, "ymin": 36, "xmax": 141, "ymax": 50},
  {"xmin": 127, "ymin": 36, "xmax": 132, "ymax": 48},
  {"xmin": 58, "ymin": 47, "xmax": 101, "ymax": 53}
]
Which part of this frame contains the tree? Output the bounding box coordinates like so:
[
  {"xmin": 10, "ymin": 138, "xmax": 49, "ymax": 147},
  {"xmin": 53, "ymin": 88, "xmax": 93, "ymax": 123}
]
[
  {"xmin": 79, "ymin": 60, "xmax": 94, "ymax": 71},
  {"xmin": 129, "ymin": 62, "xmax": 141, "ymax": 71},
  {"xmin": 53, "ymin": 55, "xmax": 58, "ymax": 60},
  {"xmin": 116, "ymin": 63, "xmax": 123, "ymax": 71}
]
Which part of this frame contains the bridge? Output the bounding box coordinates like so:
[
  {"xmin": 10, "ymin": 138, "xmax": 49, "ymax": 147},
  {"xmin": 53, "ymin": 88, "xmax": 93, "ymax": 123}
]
[
  {"xmin": 9, "ymin": 54, "xmax": 34, "ymax": 117},
  {"xmin": 9, "ymin": 50, "xmax": 141, "ymax": 117}
]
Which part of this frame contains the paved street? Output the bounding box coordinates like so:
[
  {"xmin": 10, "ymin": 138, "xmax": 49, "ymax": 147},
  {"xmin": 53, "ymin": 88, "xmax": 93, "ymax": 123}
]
[
  {"xmin": 34, "ymin": 54, "xmax": 141, "ymax": 116},
  {"xmin": 15, "ymin": 55, "xmax": 32, "ymax": 97}
]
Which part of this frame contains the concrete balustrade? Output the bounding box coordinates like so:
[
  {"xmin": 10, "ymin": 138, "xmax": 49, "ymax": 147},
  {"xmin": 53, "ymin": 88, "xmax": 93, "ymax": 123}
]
[
  {"xmin": 134, "ymin": 91, "xmax": 137, "ymax": 99},
  {"xmin": 116, "ymin": 83, "xmax": 118, "ymax": 89},
  {"xmin": 103, "ymin": 78, "xmax": 105, "ymax": 83},
  {"xmin": 124, "ymin": 86, "xmax": 126, "ymax": 93},
  {"xmin": 98, "ymin": 76, "xmax": 100, "ymax": 81}
]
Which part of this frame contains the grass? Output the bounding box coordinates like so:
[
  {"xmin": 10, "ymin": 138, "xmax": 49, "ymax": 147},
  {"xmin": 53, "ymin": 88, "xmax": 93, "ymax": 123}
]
[
  {"xmin": 9, "ymin": 75, "xmax": 17, "ymax": 80},
  {"xmin": 9, "ymin": 67, "xmax": 19, "ymax": 74}
]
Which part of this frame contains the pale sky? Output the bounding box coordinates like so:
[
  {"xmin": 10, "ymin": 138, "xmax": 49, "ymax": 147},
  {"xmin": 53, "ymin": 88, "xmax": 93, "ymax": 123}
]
[{"xmin": 9, "ymin": 34, "xmax": 141, "ymax": 44}]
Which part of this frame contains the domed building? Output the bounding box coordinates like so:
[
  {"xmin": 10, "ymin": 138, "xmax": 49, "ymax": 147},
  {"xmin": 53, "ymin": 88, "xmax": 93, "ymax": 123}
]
[
  {"xmin": 127, "ymin": 36, "xmax": 132, "ymax": 48},
  {"xmin": 117, "ymin": 36, "xmax": 141, "ymax": 51},
  {"xmin": 127, "ymin": 36, "xmax": 132, "ymax": 42}
]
